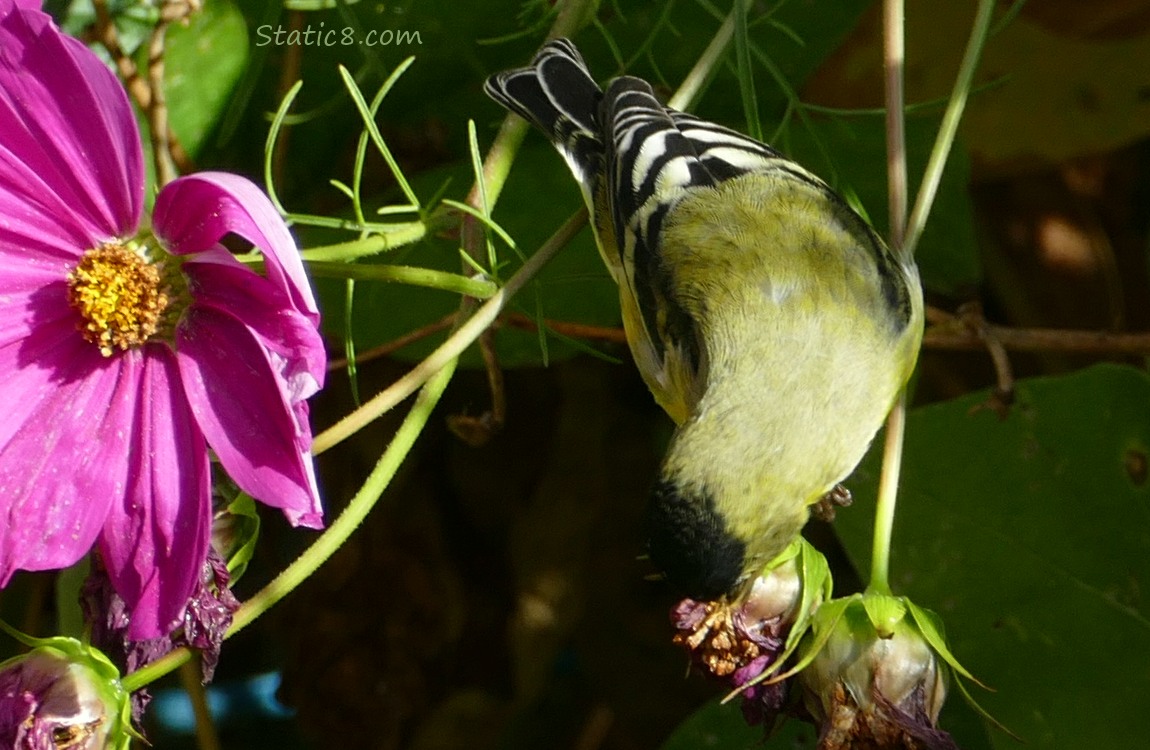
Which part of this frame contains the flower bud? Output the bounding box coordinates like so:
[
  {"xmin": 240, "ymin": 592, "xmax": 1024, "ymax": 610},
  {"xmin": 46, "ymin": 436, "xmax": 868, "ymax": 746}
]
[
  {"xmin": 798, "ymin": 595, "xmax": 957, "ymax": 750},
  {"xmin": 0, "ymin": 640, "xmax": 133, "ymax": 750}
]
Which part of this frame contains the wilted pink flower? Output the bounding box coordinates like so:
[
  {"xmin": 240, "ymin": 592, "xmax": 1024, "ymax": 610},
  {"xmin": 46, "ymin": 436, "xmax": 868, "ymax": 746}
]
[
  {"xmin": 82, "ymin": 548, "xmax": 241, "ymax": 723},
  {"xmin": 0, "ymin": 0, "xmax": 324, "ymax": 638},
  {"xmin": 672, "ymin": 552, "xmax": 817, "ymax": 727}
]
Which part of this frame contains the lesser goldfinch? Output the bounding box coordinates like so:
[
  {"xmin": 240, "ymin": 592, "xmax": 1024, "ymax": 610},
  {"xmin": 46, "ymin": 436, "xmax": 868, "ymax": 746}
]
[{"xmin": 485, "ymin": 39, "xmax": 923, "ymax": 599}]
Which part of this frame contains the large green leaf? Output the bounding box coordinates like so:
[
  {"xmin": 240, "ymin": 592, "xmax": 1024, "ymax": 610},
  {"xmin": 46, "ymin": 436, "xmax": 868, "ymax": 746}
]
[
  {"xmin": 164, "ymin": 0, "xmax": 249, "ymax": 158},
  {"xmin": 837, "ymin": 364, "xmax": 1150, "ymax": 748},
  {"xmin": 660, "ymin": 697, "xmax": 816, "ymax": 750},
  {"xmin": 661, "ymin": 365, "xmax": 1150, "ymax": 747}
]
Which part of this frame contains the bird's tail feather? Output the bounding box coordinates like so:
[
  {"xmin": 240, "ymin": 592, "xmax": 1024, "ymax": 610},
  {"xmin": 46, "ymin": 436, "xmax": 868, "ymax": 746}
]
[{"xmin": 483, "ymin": 38, "xmax": 603, "ymax": 185}]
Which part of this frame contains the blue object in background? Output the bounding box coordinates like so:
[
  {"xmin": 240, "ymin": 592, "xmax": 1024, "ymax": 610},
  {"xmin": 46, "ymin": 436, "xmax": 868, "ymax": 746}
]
[{"xmin": 152, "ymin": 671, "xmax": 295, "ymax": 735}]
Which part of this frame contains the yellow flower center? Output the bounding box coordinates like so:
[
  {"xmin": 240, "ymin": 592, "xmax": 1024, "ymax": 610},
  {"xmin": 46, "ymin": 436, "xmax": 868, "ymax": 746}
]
[{"xmin": 66, "ymin": 242, "xmax": 171, "ymax": 356}]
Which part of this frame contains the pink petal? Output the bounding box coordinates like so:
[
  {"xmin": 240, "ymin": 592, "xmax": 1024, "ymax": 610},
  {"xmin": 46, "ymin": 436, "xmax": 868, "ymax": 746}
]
[
  {"xmin": 0, "ymin": 275, "xmax": 72, "ymax": 363},
  {"xmin": 153, "ymin": 173, "xmax": 318, "ymax": 323},
  {"xmin": 0, "ymin": 244, "xmax": 74, "ymax": 298},
  {"xmin": 0, "ymin": 341, "xmax": 136, "ymax": 585},
  {"xmin": 0, "ymin": 0, "xmax": 142, "ymax": 256},
  {"xmin": 6, "ymin": 0, "xmax": 41, "ymax": 11},
  {"xmin": 185, "ymin": 259, "xmax": 326, "ymax": 407},
  {"xmin": 98, "ymin": 348, "xmax": 211, "ymax": 639},
  {"xmin": 0, "ymin": 312, "xmax": 87, "ymax": 449},
  {"xmin": 177, "ymin": 305, "xmax": 323, "ymax": 528}
]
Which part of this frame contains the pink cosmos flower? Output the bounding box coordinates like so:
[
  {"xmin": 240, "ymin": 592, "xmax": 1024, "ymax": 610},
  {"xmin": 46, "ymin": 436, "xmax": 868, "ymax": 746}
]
[{"xmin": 0, "ymin": 0, "xmax": 325, "ymax": 638}]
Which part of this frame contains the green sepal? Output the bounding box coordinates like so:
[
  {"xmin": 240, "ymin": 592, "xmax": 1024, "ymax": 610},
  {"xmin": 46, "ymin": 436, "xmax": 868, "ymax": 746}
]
[
  {"xmin": 759, "ymin": 538, "xmax": 833, "ymax": 670},
  {"xmin": 215, "ymin": 491, "xmax": 260, "ymax": 583},
  {"xmin": 769, "ymin": 594, "xmax": 859, "ymax": 685},
  {"xmin": 861, "ymin": 591, "xmax": 907, "ymax": 638},
  {"xmin": 785, "ymin": 538, "xmax": 834, "ymax": 653},
  {"xmin": 722, "ymin": 540, "xmax": 834, "ymax": 699},
  {"xmin": 902, "ymin": 598, "xmax": 1020, "ymax": 739},
  {"xmin": 903, "ymin": 598, "xmax": 981, "ymax": 685}
]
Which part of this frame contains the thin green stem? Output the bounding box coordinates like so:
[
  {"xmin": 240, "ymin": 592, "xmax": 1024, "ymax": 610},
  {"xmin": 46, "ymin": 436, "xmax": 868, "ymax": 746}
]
[
  {"xmin": 465, "ymin": 117, "xmax": 529, "ymax": 224},
  {"xmin": 866, "ymin": 0, "xmax": 909, "ymax": 598},
  {"xmin": 884, "ymin": 0, "xmax": 908, "ymax": 249},
  {"xmin": 667, "ymin": 6, "xmax": 735, "ymax": 111},
  {"xmin": 312, "ymin": 209, "xmax": 586, "ymax": 456},
  {"xmin": 120, "ymin": 645, "xmax": 184, "ymax": 693},
  {"xmin": 300, "ymin": 224, "xmax": 426, "ymax": 262},
  {"xmin": 549, "ymin": 0, "xmax": 599, "ymax": 42},
  {"xmin": 691, "ymin": 0, "xmax": 837, "ymax": 179},
  {"xmin": 305, "ymin": 261, "xmax": 497, "ymax": 298},
  {"xmin": 869, "ymin": 0, "xmax": 996, "ymax": 593},
  {"xmin": 903, "ymin": 0, "xmax": 996, "ymax": 258},
  {"xmin": 179, "ymin": 658, "xmax": 222, "ymax": 750},
  {"xmin": 122, "ymin": 359, "xmax": 459, "ymax": 693},
  {"xmin": 460, "ymin": 0, "xmax": 597, "ymax": 228},
  {"xmin": 733, "ymin": 0, "xmax": 762, "ymax": 141},
  {"xmin": 263, "ymin": 80, "xmax": 303, "ymax": 216},
  {"xmin": 799, "ymin": 80, "xmax": 1006, "ymax": 118},
  {"xmin": 230, "ymin": 361, "xmax": 456, "ymax": 637},
  {"xmin": 338, "ymin": 64, "xmax": 420, "ymax": 212},
  {"xmin": 343, "ymin": 279, "xmax": 360, "ymax": 405},
  {"xmin": 869, "ymin": 395, "xmax": 907, "ymax": 595}
]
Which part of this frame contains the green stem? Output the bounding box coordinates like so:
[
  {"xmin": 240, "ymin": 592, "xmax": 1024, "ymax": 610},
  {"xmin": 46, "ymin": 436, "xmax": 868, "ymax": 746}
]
[
  {"xmin": 867, "ymin": 0, "xmax": 996, "ymax": 594},
  {"xmin": 549, "ymin": 0, "xmax": 599, "ymax": 41},
  {"xmin": 866, "ymin": 0, "xmax": 908, "ymax": 599},
  {"xmin": 903, "ymin": 0, "xmax": 996, "ymax": 258},
  {"xmin": 232, "ymin": 361, "xmax": 456, "ymax": 637},
  {"xmin": 884, "ymin": 0, "xmax": 908, "ymax": 249},
  {"xmin": 457, "ymin": 0, "xmax": 597, "ymax": 229},
  {"xmin": 667, "ymin": 5, "xmax": 736, "ymax": 111},
  {"xmin": 179, "ymin": 657, "xmax": 222, "ymax": 750},
  {"xmin": 312, "ymin": 210, "xmax": 586, "ymax": 455},
  {"xmin": 305, "ymin": 261, "xmax": 497, "ymax": 298},
  {"xmin": 113, "ymin": 639, "xmax": 172, "ymax": 688},
  {"xmin": 122, "ymin": 358, "xmax": 458, "ymax": 694},
  {"xmin": 869, "ymin": 395, "xmax": 907, "ymax": 595},
  {"xmin": 733, "ymin": 0, "xmax": 762, "ymax": 141},
  {"xmin": 300, "ymin": 224, "xmax": 426, "ymax": 262}
]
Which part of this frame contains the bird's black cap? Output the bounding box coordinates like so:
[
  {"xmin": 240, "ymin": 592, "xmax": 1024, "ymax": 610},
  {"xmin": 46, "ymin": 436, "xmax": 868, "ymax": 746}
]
[{"xmin": 644, "ymin": 480, "xmax": 745, "ymax": 599}]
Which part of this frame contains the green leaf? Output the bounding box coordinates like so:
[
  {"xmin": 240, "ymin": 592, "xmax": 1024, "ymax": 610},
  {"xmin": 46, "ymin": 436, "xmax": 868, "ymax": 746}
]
[
  {"xmin": 164, "ymin": 0, "xmax": 249, "ymax": 158},
  {"xmin": 659, "ymin": 696, "xmax": 817, "ymax": 750},
  {"xmin": 338, "ymin": 62, "xmax": 421, "ymax": 211},
  {"xmin": 837, "ymin": 364, "xmax": 1150, "ymax": 748}
]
